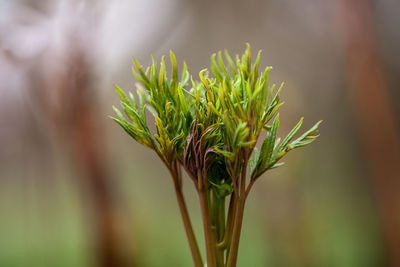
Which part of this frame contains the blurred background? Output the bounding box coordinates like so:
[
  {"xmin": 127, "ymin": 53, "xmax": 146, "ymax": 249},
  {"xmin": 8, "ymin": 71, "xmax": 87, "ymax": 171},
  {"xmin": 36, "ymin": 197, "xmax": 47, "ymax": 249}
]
[{"xmin": 1, "ymin": 0, "xmax": 399, "ymax": 266}]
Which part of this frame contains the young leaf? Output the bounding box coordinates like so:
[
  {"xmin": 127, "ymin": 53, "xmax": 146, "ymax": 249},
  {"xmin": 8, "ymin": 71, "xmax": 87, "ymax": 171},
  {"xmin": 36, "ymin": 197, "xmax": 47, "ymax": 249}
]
[
  {"xmin": 278, "ymin": 117, "xmax": 303, "ymax": 153},
  {"xmin": 255, "ymin": 114, "xmax": 280, "ymax": 177},
  {"xmin": 249, "ymin": 147, "xmax": 259, "ymax": 177}
]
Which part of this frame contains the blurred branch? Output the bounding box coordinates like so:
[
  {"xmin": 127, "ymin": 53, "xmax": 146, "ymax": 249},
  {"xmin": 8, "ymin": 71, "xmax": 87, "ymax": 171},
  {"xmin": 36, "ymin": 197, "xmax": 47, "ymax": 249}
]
[
  {"xmin": 24, "ymin": 39, "xmax": 135, "ymax": 267},
  {"xmin": 336, "ymin": 0, "xmax": 400, "ymax": 265},
  {"xmin": 65, "ymin": 47, "xmax": 132, "ymax": 267},
  {"xmin": 1, "ymin": 1, "xmax": 136, "ymax": 266}
]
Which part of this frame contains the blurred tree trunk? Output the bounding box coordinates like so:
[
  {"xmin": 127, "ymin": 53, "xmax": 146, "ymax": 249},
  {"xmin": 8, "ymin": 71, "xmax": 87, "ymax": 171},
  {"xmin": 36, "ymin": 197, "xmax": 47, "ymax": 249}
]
[
  {"xmin": 39, "ymin": 42, "xmax": 134, "ymax": 267},
  {"xmin": 4, "ymin": 1, "xmax": 137, "ymax": 265},
  {"xmin": 68, "ymin": 50, "xmax": 133, "ymax": 267},
  {"xmin": 3, "ymin": 19, "xmax": 136, "ymax": 266},
  {"xmin": 336, "ymin": 0, "xmax": 400, "ymax": 265}
]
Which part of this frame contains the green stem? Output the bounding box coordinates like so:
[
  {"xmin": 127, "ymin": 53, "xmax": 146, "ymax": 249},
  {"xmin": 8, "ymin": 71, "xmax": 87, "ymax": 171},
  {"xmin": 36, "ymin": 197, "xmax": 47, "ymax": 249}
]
[
  {"xmin": 213, "ymin": 192, "xmax": 226, "ymax": 267},
  {"xmin": 174, "ymin": 185, "xmax": 204, "ymax": 267},
  {"xmin": 217, "ymin": 197, "xmax": 226, "ymax": 242},
  {"xmin": 226, "ymin": 196, "xmax": 245, "ymax": 267},
  {"xmin": 227, "ymin": 195, "xmax": 235, "ymax": 234},
  {"xmin": 171, "ymin": 163, "xmax": 203, "ymax": 267},
  {"xmin": 226, "ymin": 153, "xmax": 248, "ymax": 267},
  {"xmin": 199, "ymin": 187, "xmax": 217, "ymax": 267},
  {"xmin": 225, "ymin": 194, "xmax": 236, "ymax": 256}
]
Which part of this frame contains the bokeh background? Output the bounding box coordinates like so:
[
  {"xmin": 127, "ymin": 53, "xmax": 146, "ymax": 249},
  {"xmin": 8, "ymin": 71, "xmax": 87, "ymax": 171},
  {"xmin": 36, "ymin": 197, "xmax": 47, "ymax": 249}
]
[{"xmin": 1, "ymin": 0, "xmax": 399, "ymax": 266}]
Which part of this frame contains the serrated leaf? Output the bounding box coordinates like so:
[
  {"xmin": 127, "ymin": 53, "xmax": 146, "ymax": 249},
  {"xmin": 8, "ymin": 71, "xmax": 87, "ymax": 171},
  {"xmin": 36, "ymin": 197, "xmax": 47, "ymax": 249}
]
[
  {"xmin": 270, "ymin": 162, "xmax": 284, "ymax": 169},
  {"xmin": 289, "ymin": 120, "xmax": 322, "ymax": 149},
  {"xmin": 211, "ymin": 54, "xmax": 223, "ymax": 82},
  {"xmin": 256, "ymin": 114, "xmax": 280, "ymax": 176},
  {"xmin": 181, "ymin": 62, "xmax": 189, "ymax": 88},
  {"xmin": 170, "ymin": 50, "xmax": 178, "ymax": 89},
  {"xmin": 249, "ymin": 147, "xmax": 259, "ymax": 177},
  {"xmin": 278, "ymin": 117, "xmax": 303, "ymax": 153},
  {"xmin": 223, "ymin": 51, "xmax": 236, "ymax": 78}
]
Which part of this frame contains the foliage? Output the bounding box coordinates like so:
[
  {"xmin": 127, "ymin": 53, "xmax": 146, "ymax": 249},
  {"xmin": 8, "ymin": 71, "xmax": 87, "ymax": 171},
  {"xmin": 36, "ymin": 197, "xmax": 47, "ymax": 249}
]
[{"xmin": 112, "ymin": 44, "xmax": 321, "ymax": 267}]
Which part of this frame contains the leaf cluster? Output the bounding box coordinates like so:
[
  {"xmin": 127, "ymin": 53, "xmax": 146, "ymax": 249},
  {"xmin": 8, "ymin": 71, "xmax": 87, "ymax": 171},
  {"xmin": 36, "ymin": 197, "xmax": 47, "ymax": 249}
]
[{"xmin": 112, "ymin": 44, "xmax": 321, "ymax": 192}]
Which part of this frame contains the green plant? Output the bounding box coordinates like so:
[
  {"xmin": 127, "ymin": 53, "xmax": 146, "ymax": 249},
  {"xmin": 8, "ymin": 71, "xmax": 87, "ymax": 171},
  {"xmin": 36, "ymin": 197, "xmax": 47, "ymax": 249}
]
[{"xmin": 112, "ymin": 44, "xmax": 321, "ymax": 267}]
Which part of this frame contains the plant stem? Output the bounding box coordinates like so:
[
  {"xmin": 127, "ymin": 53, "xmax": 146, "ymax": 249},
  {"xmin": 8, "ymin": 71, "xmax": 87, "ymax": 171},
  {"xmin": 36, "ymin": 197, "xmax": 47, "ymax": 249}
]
[
  {"xmin": 172, "ymin": 164, "xmax": 203, "ymax": 267},
  {"xmin": 226, "ymin": 196, "xmax": 245, "ymax": 267},
  {"xmin": 217, "ymin": 197, "xmax": 226, "ymax": 242},
  {"xmin": 174, "ymin": 185, "xmax": 204, "ymax": 267},
  {"xmin": 199, "ymin": 186, "xmax": 217, "ymax": 267},
  {"xmin": 213, "ymin": 193, "xmax": 226, "ymax": 267},
  {"xmin": 226, "ymin": 195, "xmax": 236, "ymax": 246},
  {"xmin": 226, "ymin": 152, "xmax": 249, "ymax": 266}
]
